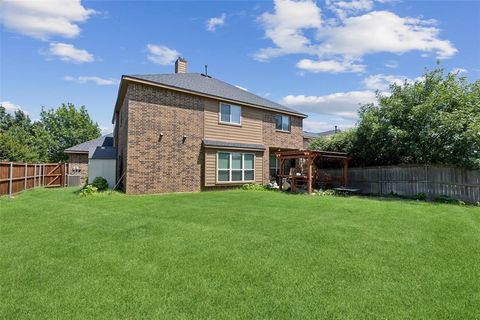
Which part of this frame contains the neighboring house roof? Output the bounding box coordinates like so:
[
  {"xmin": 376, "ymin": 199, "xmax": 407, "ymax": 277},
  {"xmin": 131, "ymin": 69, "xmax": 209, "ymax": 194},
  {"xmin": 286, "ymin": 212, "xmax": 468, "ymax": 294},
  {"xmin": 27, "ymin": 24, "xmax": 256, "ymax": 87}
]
[
  {"xmin": 303, "ymin": 129, "xmax": 341, "ymax": 139},
  {"xmin": 203, "ymin": 139, "xmax": 266, "ymax": 151},
  {"xmin": 89, "ymin": 146, "xmax": 116, "ymax": 159},
  {"xmin": 116, "ymin": 73, "xmax": 307, "ymax": 118},
  {"xmin": 64, "ymin": 134, "xmax": 114, "ymax": 154}
]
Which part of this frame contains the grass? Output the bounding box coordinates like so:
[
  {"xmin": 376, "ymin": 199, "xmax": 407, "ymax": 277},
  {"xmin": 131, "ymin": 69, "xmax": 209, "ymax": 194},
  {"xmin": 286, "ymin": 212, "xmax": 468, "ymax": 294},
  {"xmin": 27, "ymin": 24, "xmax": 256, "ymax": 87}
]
[{"xmin": 1, "ymin": 188, "xmax": 479, "ymax": 319}]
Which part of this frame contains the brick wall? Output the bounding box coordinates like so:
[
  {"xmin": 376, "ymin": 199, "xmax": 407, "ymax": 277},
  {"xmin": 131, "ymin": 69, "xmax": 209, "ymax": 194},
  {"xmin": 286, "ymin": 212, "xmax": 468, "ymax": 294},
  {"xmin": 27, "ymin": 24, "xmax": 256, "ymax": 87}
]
[
  {"xmin": 67, "ymin": 153, "xmax": 88, "ymax": 184},
  {"xmin": 262, "ymin": 112, "xmax": 304, "ymax": 183},
  {"xmin": 124, "ymin": 83, "xmax": 205, "ymax": 194},
  {"xmin": 114, "ymin": 90, "xmax": 129, "ymax": 190}
]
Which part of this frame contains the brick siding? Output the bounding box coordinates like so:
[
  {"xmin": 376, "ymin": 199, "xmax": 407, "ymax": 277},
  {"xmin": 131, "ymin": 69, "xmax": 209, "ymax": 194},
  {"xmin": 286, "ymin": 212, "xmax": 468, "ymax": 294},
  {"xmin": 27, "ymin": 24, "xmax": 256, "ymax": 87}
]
[
  {"xmin": 262, "ymin": 112, "xmax": 303, "ymax": 183},
  {"xmin": 67, "ymin": 153, "xmax": 88, "ymax": 184},
  {"xmin": 124, "ymin": 83, "xmax": 204, "ymax": 194}
]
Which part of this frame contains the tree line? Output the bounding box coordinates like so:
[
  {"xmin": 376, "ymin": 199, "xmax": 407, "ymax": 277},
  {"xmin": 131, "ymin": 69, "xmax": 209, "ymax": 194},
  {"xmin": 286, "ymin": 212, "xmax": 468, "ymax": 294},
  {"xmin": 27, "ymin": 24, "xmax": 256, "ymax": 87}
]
[
  {"xmin": 0, "ymin": 103, "xmax": 101, "ymax": 163},
  {"xmin": 309, "ymin": 67, "xmax": 480, "ymax": 169}
]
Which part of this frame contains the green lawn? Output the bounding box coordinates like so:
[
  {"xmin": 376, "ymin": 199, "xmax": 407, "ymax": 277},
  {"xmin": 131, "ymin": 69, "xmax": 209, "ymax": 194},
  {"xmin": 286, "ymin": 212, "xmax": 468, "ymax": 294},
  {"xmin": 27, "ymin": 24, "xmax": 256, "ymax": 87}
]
[{"xmin": 1, "ymin": 188, "xmax": 479, "ymax": 319}]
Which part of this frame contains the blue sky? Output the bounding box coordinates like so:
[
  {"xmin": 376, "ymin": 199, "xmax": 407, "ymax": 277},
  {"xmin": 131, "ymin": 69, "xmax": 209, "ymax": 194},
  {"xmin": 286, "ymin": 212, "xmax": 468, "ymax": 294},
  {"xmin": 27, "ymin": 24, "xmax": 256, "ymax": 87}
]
[{"xmin": 1, "ymin": 0, "xmax": 479, "ymax": 134}]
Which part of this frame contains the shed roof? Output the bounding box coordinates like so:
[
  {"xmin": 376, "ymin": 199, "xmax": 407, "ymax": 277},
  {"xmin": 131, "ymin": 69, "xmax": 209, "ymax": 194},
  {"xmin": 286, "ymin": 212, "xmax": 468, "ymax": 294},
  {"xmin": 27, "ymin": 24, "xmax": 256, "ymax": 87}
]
[
  {"xmin": 89, "ymin": 146, "xmax": 116, "ymax": 159},
  {"xmin": 119, "ymin": 73, "xmax": 306, "ymax": 118},
  {"xmin": 65, "ymin": 134, "xmax": 113, "ymax": 154},
  {"xmin": 203, "ymin": 139, "xmax": 266, "ymax": 151}
]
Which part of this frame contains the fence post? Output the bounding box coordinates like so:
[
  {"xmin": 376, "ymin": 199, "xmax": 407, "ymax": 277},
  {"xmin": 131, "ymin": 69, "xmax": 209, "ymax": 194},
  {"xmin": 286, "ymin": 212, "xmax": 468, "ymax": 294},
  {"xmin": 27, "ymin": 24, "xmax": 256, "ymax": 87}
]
[
  {"xmin": 9, "ymin": 162, "xmax": 13, "ymax": 197},
  {"xmin": 42, "ymin": 164, "xmax": 45, "ymax": 187},
  {"xmin": 24, "ymin": 163, "xmax": 28, "ymax": 192},
  {"xmin": 64, "ymin": 163, "xmax": 67, "ymax": 187},
  {"xmin": 33, "ymin": 164, "xmax": 36, "ymax": 188},
  {"xmin": 378, "ymin": 166, "xmax": 382, "ymax": 195}
]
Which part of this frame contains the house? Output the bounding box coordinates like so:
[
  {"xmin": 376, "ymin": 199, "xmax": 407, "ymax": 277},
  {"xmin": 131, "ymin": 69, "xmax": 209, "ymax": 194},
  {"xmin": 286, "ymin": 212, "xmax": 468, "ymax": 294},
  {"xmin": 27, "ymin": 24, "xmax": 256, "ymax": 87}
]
[
  {"xmin": 303, "ymin": 126, "xmax": 341, "ymax": 148},
  {"xmin": 64, "ymin": 133, "xmax": 114, "ymax": 184},
  {"xmin": 112, "ymin": 58, "xmax": 307, "ymax": 194}
]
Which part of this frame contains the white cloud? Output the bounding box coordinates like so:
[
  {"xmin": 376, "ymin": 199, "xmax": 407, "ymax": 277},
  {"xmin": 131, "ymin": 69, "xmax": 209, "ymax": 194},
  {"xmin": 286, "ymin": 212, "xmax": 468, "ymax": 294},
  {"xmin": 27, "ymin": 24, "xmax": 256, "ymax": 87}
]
[
  {"xmin": 385, "ymin": 60, "xmax": 399, "ymax": 68},
  {"xmin": 100, "ymin": 126, "xmax": 112, "ymax": 135},
  {"xmin": 0, "ymin": 0, "xmax": 95, "ymax": 40},
  {"xmin": 317, "ymin": 11, "xmax": 457, "ymax": 59},
  {"xmin": 234, "ymin": 85, "xmax": 249, "ymax": 91},
  {"xmin": 47, "ymin": 42, "xmax": 94, "ymax": 63},
  {"xmin": 146, "ymin": 44, "xmax": 180, "ymax": 65},
  {"xmin": 1, "ymin": 101, "xmax": 28, "ymax": 114},
  {"xmin": 451, "ymin": 67, "xmax": 468, "ymax": 74},
  {"xmin": 363, "ymin": 74, "xmax": 423, "ymax": 90},
  {"xmin": 64, "ymin": 76, "xmax": 118, "ymax": 85},
  {"xmin": 206, "ymin": 13, "xmax": 226, "ymax": 32},
  {"xmin": 254, "ymin": 0, "xmax": 322, "ymax": 61},
  {"xmin": 304, "ymin": 118, "xmax": 355, "ymax": 132},
  {"xmin": 326, "ymin": 0, "xmax": 374, "ymax": 20},
  {"xmin": 255, "ymin": 1, "xmax": 457, "ymax": 73},
  {"xmin": 303, "ymin": 119, "xmax": 333, "ymax": 132},
  {"xmin": 282, "ymin": 91, "xmax": 378, "ymax": 120},
  {"xmin": 296, "ymin": 58, "xmax": 366, "ymax": 73}
]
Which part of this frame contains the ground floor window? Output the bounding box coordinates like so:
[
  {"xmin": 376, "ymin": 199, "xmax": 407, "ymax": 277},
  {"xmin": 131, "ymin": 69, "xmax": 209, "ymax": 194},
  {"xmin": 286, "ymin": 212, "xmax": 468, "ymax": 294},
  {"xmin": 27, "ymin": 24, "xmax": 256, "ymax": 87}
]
[{"xmin": 217, "ymin": 152, "xmax": 255, "ymax": 182}]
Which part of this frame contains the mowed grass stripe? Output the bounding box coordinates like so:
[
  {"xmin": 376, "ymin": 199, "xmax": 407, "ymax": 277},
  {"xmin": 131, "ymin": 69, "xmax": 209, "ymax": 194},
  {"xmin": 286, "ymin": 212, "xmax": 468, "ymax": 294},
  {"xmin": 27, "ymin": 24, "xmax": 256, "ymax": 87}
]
[{"xmin": 1, "ymin": 188, "xmax": 479, "ymax": 319}]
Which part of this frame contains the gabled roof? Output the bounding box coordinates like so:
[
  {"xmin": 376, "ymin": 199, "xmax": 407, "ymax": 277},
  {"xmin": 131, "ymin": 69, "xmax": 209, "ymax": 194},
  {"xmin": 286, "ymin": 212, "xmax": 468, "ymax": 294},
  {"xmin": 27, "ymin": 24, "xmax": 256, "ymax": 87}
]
[
  {"xmin": 303, "ymin": 129, "xmax": 341, "ymax": 139},
  {"xmin": 65, "ymin": 134, "xmax": 114, "ymax": 154},
  {"xmin": 115, "ymin": 73, "xmax": 306, "ymax": 119}
]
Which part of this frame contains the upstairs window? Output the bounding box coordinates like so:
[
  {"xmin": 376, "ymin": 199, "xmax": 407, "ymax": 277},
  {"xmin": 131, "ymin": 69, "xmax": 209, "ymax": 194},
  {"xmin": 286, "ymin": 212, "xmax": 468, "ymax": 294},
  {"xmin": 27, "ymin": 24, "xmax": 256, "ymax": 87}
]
[
  {"xmin": 275, "ymin": 114, "xmax": 290, "ymax": 132},
  {"xmin": 220, "ymin": 103, "xmax": 241, "ymax": 125}
]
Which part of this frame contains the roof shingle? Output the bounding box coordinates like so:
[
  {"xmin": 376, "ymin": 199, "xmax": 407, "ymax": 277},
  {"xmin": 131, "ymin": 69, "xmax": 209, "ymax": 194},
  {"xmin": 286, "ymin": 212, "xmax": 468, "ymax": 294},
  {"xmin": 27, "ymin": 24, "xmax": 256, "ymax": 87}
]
[
  {"xmin": 126, "ymin": 73, "xmax": 306, "ymax": 117},
  {"xmin": 64, "ymin": 134, "xmax": 114, "ymax": 154}
]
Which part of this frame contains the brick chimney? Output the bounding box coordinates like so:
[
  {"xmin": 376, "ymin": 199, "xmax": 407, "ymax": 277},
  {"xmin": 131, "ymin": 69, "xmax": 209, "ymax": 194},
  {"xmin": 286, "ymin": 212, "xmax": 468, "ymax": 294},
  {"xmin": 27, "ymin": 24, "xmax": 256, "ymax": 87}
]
[{"xmin": 175, "ymin": 57, "xmax": 187, "ymax": 73}]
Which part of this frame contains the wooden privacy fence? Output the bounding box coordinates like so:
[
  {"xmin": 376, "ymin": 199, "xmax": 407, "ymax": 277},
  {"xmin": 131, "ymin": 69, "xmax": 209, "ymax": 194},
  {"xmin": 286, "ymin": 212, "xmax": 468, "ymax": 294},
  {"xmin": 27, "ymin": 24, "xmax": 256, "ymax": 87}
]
[
  {"xmin": 323, "ymin": 165, "xmax": 480, "ymax": 203},
  {"xmin": 0, "ymin": 162, "xmax": 68, "ymax": 196}
]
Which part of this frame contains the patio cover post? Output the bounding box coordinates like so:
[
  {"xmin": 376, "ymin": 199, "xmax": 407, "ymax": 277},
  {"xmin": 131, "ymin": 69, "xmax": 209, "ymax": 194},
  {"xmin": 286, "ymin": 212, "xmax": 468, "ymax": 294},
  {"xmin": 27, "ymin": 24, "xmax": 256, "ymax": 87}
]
[
  {"xmin": 309, "ymin": 158, "xmax": 313, "ymax": 193},
  {"xmin": 279, "ymin": 158, "xmax": 285, "ymax": 190}
]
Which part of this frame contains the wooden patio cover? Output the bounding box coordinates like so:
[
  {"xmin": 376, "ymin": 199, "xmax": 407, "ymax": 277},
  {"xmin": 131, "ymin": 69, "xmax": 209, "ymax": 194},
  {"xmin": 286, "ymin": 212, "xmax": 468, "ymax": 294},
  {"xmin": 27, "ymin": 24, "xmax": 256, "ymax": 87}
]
[{"xmin": 275, "ymin": 150, "xmax": 351, "ymax": 193}]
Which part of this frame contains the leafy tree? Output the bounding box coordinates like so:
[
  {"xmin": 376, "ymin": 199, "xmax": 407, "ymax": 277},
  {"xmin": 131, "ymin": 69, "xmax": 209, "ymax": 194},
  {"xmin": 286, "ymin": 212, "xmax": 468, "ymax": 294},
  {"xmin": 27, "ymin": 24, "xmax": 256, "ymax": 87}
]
[
  {"xmin": 0, "ymin": 106, "xmax": 44, "ymax": 162},
  {"xmin": 309, "ymin": 67, "xmax": 480, "ymax": 169},
  {"xmin": 309, "ymin": 129, "xmax": 357, "ymax": 154},
  {"xmin": 37, "ymin": 103, "xmax": 100, "ymax": 162},
  {"xmin": 0, "ymin": 103, "xmax": 100, "ymax": 163}
]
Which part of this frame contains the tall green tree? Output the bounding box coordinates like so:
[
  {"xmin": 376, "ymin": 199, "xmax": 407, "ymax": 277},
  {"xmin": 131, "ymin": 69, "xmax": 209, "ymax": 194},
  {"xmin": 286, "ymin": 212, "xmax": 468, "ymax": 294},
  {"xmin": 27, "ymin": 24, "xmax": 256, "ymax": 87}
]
[
  {"xmin": 37, "ymin": 103, "xmax": 101, "ymax": 162},
  {"xmin": 309, "ymin": 67, "xmax": 480, "ymax": 169},
  {"xmin": 0, "ymin": 106, "xmax": 44, "ymax": 162}
]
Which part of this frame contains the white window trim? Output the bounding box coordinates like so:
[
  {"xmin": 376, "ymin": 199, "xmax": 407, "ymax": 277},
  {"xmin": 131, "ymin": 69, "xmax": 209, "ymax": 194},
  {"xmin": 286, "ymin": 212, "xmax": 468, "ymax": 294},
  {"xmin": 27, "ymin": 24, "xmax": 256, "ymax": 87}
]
[
  {"xmin": 219, "ymin": 102, "xmax": 242, "ymax": 126},
  {"xmin": 275, "ymin": 114, "xmax": 290, "ymax": 132},
  {"xmin": 216, "ymin": 152, "xmax": 255, "ymax": 183}
]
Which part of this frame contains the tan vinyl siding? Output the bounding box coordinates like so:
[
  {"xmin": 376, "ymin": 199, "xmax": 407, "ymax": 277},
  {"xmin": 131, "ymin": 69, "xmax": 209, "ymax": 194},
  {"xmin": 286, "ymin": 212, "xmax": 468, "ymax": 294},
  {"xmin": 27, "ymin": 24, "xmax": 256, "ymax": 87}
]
[
  {"xmin": 204, "ymin": 148, "xmax": 264, "ymax": 187},
  {"xmin": 204, "ymin": 98, "xmax": 263, "ymax": 144}
]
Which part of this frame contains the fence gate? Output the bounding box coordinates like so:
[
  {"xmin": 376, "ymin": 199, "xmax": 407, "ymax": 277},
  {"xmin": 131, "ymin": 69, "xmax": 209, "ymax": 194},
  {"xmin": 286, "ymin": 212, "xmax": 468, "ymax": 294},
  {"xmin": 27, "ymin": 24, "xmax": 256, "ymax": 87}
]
[{"xmin": 45, "ymin": 163, "xmax": 64, "ymax": 187}]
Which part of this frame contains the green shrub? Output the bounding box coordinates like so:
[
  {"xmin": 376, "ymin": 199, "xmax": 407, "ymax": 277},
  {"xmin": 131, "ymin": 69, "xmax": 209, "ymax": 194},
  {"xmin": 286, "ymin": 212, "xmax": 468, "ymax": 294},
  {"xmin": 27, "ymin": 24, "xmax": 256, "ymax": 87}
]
[
  {"xmin": 414, "ymin": 192, "xmax": 427, "ymax": 201},
  {"xmin": 322, "ymin": 189, "xmax": 337, "ymax": 196},
  {"xmin": 434, "ymin": 195, "xmax": 465, "ymax": 205},
  {"xmin": 91, "ymin": 177, "xmax": 108, "ymax": 191},
  {"xmin": 80, "ymin": 185, "xmax": 98, "ymax": 197},
  {"xmin": 242, "ymin": 183, "xmax": 267, "ymax": 191}
]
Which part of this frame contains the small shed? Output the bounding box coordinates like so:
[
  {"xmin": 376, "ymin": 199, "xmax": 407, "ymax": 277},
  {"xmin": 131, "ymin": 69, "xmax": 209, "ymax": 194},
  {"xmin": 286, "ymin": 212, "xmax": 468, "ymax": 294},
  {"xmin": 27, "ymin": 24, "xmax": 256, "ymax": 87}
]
[
  {"xmin": 88, "ymin": 146, "xmax": 116, "ymax": 188},
  {"xmin": 64, "ymin": 133, "xmax": 114, "ymax": 185}
]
